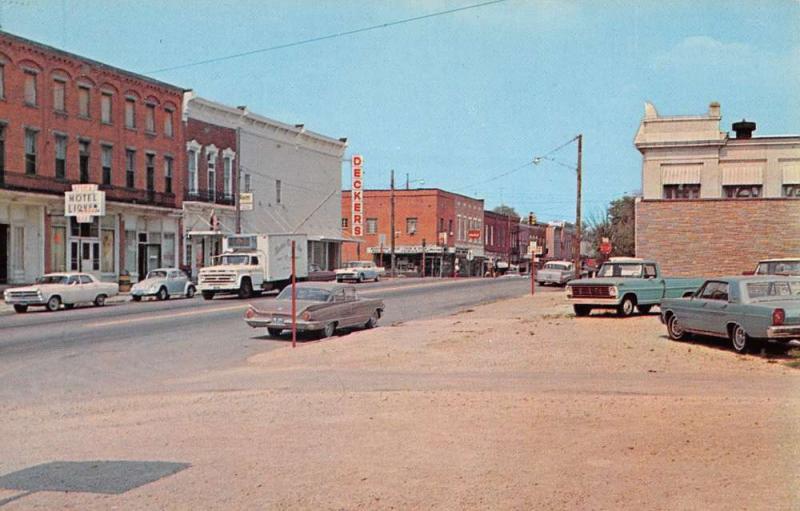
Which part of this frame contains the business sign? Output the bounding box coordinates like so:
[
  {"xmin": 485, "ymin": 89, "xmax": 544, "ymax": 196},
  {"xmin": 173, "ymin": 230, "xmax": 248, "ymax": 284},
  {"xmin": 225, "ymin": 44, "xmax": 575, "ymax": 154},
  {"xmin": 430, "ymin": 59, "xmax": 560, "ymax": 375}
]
[
  {"xmin": 65, "ymin": 184, "xmax": 105, "ymax": 223},
  {"xmin": 239, "ymin": 192, "xmax": 254, "ymax": 211},
  {"xmin": 467, "ymin": 229, "xmax": 481, "ymax": 241},
  {"xmin": 351, "ymin": 155, "xmax": 363, "ymax": 236}
]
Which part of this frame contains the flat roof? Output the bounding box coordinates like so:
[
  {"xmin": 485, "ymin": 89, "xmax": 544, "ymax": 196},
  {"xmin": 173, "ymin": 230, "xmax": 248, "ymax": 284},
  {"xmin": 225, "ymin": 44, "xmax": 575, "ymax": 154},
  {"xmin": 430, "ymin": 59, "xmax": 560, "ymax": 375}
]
[{"xmin": 342, "ymin": 188, "xmax": 484, "ymax": 202}]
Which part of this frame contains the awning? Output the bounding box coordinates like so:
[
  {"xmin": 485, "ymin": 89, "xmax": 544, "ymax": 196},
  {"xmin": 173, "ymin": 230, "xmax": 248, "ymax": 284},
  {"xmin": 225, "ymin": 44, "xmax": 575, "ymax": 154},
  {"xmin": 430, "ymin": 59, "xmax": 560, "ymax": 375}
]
[
  {"xmin": 306, "ymin": 234, "xmax": 355, "ymax": 243},
  {"xmin": 782, "ymin": 163, "xmax": 800, "ymax": 184},
  {"xmin": 661, "ymin": 166, "xmax": 701, "ymax": 184},
  {"xmin": 721, "ymin": 165, "xmax": 763, "ymax": 185},
  {"xmin": 187, "ymin": 230, "xmax": 225, "ymax": 237}
]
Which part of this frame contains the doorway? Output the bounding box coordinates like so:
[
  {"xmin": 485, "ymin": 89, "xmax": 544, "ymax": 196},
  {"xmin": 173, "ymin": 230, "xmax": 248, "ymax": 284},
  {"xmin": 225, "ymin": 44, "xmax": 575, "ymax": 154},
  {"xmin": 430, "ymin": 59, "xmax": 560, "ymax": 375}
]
[
  {"xmin": 81, "ymin": 240, "xmax": 100, "ymax": 273},
  {"xmin": 0, "ymin": 224, "xmax": 8, "ymax": 283},
  {"xmin": 138, "ymin": 243, "xmax": 161, "ymax": 280}
]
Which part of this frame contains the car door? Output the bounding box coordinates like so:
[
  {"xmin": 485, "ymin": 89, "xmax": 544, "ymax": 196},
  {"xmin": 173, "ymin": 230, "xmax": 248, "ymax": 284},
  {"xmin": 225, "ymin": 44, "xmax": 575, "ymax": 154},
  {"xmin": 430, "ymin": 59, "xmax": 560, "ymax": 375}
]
[
  {"xmin": 678, "ymin": 282, "xmax": 709, "ymax": 331},
  {"xmin": 686, "ymin": 281, "xmax": 727, "ymax": 335},
  {"xmin": 79, "ymin": 274, "xmax": 98, "ymax": 302},
  {"xmin": 702, "ymin": 281, "xmax": 731, "ymax": 335},
  {"xmin": 167, "ymin": 271, "xmax": 182, "ymax": 294}
]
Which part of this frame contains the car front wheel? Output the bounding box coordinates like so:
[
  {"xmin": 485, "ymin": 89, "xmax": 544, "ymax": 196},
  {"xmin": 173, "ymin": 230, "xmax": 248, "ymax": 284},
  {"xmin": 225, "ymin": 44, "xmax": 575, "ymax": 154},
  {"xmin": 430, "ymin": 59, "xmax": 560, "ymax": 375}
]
[
  {"xmin": 573, "ymin": 305, "xmax": 592, "ymax": 317},
  {"xmin": 156, "ymin": 287, "xmax": 169, "ymax": 301},
  {"xmin": 617, "ymin": 296, "xmax": 636, "ymax": 317},
  {"xmin": 13, "ymin": 304, "xmax": 28, "ymax": 313},
  {"xmin": 365, "ymin": 311, "xmax": 379, "ymax": 328},
  {"xmin": 46, "ymin": 296, "xmax": 61, "ymax": 312},
  {"xmin": 319, "ymin": 322, "xmax": 336, "ymax": 338},
  {"xmin": 667, "ymin": 314, "xmax": 686, "ymax": 340}
]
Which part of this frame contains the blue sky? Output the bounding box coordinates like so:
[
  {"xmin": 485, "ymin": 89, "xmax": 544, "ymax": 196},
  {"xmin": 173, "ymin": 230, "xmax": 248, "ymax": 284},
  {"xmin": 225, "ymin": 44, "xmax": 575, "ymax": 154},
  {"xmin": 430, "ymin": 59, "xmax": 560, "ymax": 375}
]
[{"xmin": 3, "ymin": 0, "xmax": 798, "ymax": 221}]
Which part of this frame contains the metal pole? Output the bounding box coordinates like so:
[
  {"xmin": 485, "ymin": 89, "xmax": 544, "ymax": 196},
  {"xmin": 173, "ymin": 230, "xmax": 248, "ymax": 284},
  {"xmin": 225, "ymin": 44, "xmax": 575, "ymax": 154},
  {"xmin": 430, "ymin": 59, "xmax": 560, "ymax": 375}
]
[
  {"xmin": 390, "ymin": 170, "xmax": 396, "ymax": 278},
  {"xmin": 235, "ymin": 126, "xmax": 242, "ymax": 234},
  {"xmin": 421, "ymin": 244, "xmax": 426, "ymax": 278},
  {"xmin": 575, "ymin": 134, "xmax": 583, "ymax": 279},
  {"xmin": 291, "ymin": 240, "xmax": 297, "ymax": 348},
  {"xmin": 406, "ymin": 172, "xmax": 409, "ymax": 190}
]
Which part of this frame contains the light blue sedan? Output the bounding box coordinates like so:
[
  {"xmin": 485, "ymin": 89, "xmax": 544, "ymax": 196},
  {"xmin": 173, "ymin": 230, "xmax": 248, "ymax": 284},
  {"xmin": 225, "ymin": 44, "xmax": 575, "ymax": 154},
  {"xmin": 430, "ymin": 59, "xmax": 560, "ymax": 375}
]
[
  {"xmin": 661, "ymin": 276, "xmax": 800, "ymax": 354},
  {"xmin": 131, "ymin": 268, "xmax": 196, "ymax": 301}
]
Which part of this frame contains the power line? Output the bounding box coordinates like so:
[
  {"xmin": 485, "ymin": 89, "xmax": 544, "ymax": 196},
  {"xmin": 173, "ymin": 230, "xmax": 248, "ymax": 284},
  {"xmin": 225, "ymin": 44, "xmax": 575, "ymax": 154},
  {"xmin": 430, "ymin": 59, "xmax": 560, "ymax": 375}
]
[{"xmin": 144, "ymin": 0, "xmax": 510, "ymax": 74}]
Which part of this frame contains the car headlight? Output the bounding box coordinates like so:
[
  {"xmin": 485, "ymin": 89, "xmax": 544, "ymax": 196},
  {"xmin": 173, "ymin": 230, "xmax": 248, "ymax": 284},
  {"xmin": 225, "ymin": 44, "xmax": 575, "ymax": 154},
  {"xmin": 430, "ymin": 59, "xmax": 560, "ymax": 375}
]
[{"xmin": 609, "ymin": 286, "xmax": 618, "ymax": 297}]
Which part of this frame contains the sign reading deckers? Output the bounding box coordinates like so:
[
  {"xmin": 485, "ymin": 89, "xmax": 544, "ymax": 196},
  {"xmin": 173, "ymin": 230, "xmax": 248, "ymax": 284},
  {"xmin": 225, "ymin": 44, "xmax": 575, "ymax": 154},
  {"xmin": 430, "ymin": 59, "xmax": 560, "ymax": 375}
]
[
  {"xmin": 65, "ymin": 184, "xmax": 105, "ymax": 223},
  {"xmin": 351, "ymin": 155, "xmax": 364, "ymax": 237}
]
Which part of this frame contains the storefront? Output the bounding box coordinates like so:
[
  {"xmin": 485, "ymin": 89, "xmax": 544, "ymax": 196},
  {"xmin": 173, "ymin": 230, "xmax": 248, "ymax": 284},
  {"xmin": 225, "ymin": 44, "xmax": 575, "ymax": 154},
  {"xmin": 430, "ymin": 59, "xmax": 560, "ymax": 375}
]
[
  {"xmin": 182, "ymin": 203, "xmax": 235, "ymax": 279},
  {"xmin": 0, "ymin": 191, "xmax": 46, "ymax": 284}
]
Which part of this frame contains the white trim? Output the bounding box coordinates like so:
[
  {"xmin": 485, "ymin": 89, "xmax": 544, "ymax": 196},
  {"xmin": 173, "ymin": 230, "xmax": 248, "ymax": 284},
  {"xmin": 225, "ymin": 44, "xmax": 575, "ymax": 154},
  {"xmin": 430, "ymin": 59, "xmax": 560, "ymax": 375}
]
[
  {"xmin": 186, "ymin": 139, "xmax": 201, "ymax": 152},
  {"xmin": 222, "ymin": 147, "xmax": 236, "ymax": 159},
  {"xmin": 205, "ymin": 143, "xmax": 219, "ymax": 158}
]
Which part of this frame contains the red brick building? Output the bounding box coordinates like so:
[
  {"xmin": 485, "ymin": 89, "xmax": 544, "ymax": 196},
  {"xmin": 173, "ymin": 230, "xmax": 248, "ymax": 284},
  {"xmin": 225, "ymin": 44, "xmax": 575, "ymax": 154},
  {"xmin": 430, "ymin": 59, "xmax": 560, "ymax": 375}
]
[
  {"xmin": 483, "ymin": 210, "xmax": 519, "ymax": 273},
  {"xmin": 0, "ymin": 32, "xmax": 185, "ymax": 283},
  {"xmin": 341, "ymin": 188, "xmax": 484, "ymax": 276}
]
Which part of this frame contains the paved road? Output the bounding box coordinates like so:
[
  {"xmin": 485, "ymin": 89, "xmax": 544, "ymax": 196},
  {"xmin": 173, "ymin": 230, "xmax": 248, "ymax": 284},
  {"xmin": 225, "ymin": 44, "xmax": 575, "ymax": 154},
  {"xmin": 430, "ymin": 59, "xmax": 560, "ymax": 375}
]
[{"xmin": 0, "ymin": 277, "xmax": 552, "ymax": 406}]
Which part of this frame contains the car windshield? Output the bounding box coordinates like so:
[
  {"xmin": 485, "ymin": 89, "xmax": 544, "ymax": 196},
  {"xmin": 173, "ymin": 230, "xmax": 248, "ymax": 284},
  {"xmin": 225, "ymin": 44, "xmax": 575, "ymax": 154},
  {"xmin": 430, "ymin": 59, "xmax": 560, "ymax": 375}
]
[
  {"xmin": 746, "ymin": 281, "xmax": 800, "ymax": 300},
  {"xmin": 218, "ymin": 254, "xmax": 251, "ymax": 265},
  {"xmin": 545, "ymin": 263, "xmax": 570, "ymax": 270},
  {"xmin": 276, "ymin": 287, "xmax": 332, "ymax": 302},
  {"xmin": 146, "ymin": 270, "xmax": 168, "ymax": 279},
  {"xmin": 597, "ymin": 263, "xmax": 643, "ymax": 278},
  {"xmin": 755, "ymin": 261, "xmax": 800, "ymax": 275},
  {"xmin": 35, "ymin": 275, "xmax": 68, "ymax": 284}
]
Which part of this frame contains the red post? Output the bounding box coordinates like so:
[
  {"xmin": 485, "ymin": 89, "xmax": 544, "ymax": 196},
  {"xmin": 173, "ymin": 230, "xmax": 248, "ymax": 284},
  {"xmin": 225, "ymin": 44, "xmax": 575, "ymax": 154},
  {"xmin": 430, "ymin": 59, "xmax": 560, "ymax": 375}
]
[
  {"xmin": 291, "ymin": 240, "xmax": 297, "ymax": 349},
  {"xmin": 531, "ymin": 258, "xmax": 536, "ymax": 295}
]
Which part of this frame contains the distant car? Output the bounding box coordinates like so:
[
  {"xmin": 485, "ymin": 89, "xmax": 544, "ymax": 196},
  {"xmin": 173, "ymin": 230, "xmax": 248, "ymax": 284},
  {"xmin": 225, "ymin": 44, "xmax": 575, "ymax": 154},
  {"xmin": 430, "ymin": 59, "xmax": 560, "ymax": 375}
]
[
  {"xmin": 336, "ymin": 261, "xmax": 383, "ymax": 283},
  {"xmin": 130, "ymin": 268, "xmax": 195, "ymax": 301},
  {"xmin": 244, "ymin": 282, "xmax": 385, "ymax": 338},
  {"xmin": 661, "ymin": 276, "xmax": 800, "ymax": 354},
  {"xmin": 536, "ymin": 260, "xmax": 576, "ymax": 286},
  {"xmin": 307, "ymin": 263, "xmax": 337, "ymax": 282},
  {"xmin": 3, "ymin": 272, "xmax": 119, "ymax": 313},
  {"xmin": 745, "ymin": 258, "xmax": 800, "ymax": 276}
]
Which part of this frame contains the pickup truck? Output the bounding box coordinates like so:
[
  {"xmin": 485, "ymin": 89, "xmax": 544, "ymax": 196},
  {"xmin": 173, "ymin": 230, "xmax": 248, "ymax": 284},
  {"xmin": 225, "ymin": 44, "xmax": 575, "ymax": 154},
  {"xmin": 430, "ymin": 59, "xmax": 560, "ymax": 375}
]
[
  {"xmin": 746, "ymin": 258, "xmax": 800, "ymax": 276},
  {"xmin": 566, "ymin": 257, "xmax": 703, "ymax": 317},
  {"xmin": 335, "ymin": 261, "xmax": 384, "ymax": 283}
]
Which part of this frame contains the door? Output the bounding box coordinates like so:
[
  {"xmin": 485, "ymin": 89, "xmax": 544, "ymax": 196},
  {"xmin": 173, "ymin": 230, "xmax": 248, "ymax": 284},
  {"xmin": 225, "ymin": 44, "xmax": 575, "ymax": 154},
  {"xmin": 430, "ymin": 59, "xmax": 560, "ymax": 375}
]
[
  {"xmin": 80, "ymin": 241, "xmax": 99, "ymax": 274},
  {"xmin": 0, "ymin": 224, "xmax": 7, "ymax": 283},
  {"xmin": 138, "ymin": 244, "xmax": 148, "ymax": 281}
]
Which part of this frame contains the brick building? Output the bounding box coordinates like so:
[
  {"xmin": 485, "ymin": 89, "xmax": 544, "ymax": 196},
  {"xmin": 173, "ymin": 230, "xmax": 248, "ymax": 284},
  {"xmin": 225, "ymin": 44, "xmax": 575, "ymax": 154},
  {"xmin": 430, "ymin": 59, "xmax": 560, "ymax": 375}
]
[
  {"xmin": 483, "ymin": 210, "xmax": 518, "ymax": 273},
  {"xmin": 341, "ymin": 188, "xmax": 484, "ymax": 276},
  {"xmin": 634, "ymin": 101, "xmax": 800, "ymax": 276},
  {"xmin": 545, "ymin": 221, "xmax": 576, "ymax": 262},
  {"xmin": 0, "ymin": 32, "xmax": 185, "ymax": 283}
]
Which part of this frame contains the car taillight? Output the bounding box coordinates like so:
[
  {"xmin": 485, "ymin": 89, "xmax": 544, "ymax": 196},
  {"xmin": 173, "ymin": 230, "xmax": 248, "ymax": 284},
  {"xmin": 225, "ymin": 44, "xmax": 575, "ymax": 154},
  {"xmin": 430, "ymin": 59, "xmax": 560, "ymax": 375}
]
[
  {"xmin": 772, "ymin": 308, "xmax": 785, "ymax": 326},
  {"xmin": 244, "ymin": 307, "xmax": 255, "ymax": 319}
]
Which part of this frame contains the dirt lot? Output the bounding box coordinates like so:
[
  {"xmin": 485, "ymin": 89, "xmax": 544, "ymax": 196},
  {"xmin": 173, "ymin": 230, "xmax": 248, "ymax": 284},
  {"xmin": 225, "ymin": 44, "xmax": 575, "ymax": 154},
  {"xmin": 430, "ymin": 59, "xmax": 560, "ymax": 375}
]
[{"xmin": 2, "ymin": 293, "xmax": 799, "ymax": 510}]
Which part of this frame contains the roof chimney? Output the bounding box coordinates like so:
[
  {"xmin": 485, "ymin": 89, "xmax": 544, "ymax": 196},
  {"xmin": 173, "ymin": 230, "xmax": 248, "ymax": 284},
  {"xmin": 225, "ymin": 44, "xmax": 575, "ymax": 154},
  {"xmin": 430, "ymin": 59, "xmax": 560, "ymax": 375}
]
[
  {"xmin": 708, "ymin": 101, "xmax": 721, "ymax": 118},
  {"xmin": 732, "ymin": 119, "xmax": 756, "ymax": 139}
]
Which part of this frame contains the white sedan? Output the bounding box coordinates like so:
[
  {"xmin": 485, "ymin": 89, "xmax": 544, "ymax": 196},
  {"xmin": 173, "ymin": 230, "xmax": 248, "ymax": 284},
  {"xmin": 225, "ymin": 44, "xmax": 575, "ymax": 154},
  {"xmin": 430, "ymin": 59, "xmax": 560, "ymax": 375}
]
[{"xmin": 3, "ymin": 273, "xmax": 119, "ymax": 313}]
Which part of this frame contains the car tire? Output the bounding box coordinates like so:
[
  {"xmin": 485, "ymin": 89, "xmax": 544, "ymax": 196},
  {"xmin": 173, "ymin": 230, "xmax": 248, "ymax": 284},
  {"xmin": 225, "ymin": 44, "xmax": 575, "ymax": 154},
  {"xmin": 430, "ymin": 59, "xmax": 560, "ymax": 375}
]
[
  {"xmin": 365, "ymin": 311, "xmax": 380, "ymax": 329},
  {"xmin": 637, "ymin": 304, "xmax": 653, "ymax": 314},
  {"xmin": 617, "ymin": 296, "xmax": 636, "ymax": 317},
  {"xmin": 238, "ymin": 279, "xmax": 253, "ymax": 299},
  {"xmin": 375, "ymin": 274, "xmax": 380, "ymax": 282},
  {"xmin": 667, "ymin": 314, "xmax": 687, "ymax": 340},
  {"xmin": 573, "ymin": 305, "xmax": 592, "ymax": 317},
  {"xmin": 156, "ymin": 287, "xmax": 168, "ymax": 301},
  {"xmin": 202, "ymin": 291, "xmax": 215, "ymax": 300},
  {"xmin": 731, "ymin": 324, "xmax": 759, "ymax": 354},
  {"xmin": 46, "ymin": 295, "xmax": 61, "ymax": 312},
  {"xmin": 94, "ymin": 294, "xmax": 107, "ymax": 307},
  {"xmin": 319, "ymin": 322, "xmax": 336, "ymax": 338},
  {"xmin": 267, "ymin": 327, "xmax": 283, "ymax": 338},
  {"xmin": 132, "ymin": 295, "xmax": 142, "ymax": 302},
  {"xmin": 13, "ymin": 304, "xmax": 28, "ymax": 313},
  {"xmin": 357, "ymin": 274, "xmax": 364, "ymax": 284},
  {"xmin": 186, "ymin": 285, "xmax": 196, "ymax": 298}
]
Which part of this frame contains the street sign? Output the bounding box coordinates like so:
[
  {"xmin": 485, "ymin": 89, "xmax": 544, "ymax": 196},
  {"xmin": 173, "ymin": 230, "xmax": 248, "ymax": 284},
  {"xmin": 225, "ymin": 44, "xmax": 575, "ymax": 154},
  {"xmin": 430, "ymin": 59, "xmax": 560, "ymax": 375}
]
[{"xmin": 239, "ymin": 192, "xmax": 254, "ymax": 211}]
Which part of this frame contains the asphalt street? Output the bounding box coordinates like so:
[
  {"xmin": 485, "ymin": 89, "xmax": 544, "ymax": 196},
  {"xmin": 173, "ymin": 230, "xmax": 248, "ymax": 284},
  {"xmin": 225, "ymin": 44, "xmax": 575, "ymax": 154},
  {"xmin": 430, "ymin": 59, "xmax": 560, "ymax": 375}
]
[{"xmin": 0, "ymin": 277, "xmax": 553, "ymax": 406}]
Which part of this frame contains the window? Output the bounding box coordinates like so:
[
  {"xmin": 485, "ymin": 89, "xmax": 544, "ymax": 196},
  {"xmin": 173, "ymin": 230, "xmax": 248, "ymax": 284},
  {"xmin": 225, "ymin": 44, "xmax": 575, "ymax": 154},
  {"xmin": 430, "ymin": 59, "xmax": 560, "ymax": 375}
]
[
  {"xmin": 146, "ymin": 153, "xmax": 155, "ymax": 191},
  {"xmin": 448, "ymin": 219, "xmax": 453, "ymax": 235},
  {"xmin": 164, "ymin": 155, "xmax": 173, "ymax": 194},
  {"xmin": 164, "ymin": 108, "xmax": 174, "ymax": 137},
  {"xmin": 78, "ymin": 86, "xmax": 90, "ymax": 117},
  {"xmin": 406, "ymin": 217, "xmax": 418, "ymax": 234},
  {"xmin": 187, "ymin": 149, "xmax": 198, "ymax": 193},
  {"xmin": 0, "ymin": 126, "xmax": 5, "ymax": 177},
  {"xmin": 53, "ymin": 79, "xmax": 66, "ymax": 112},
  {"xmin": 101, "ymin": 145, "xmax": 112, "ymax": 185},
  {"xmin": 207, "ymin": 151, "xmax": 216, "ymax": 200},
  {"xmin": 366, "ymin": 218, "xmax": 377, "ymax": 234},
  {"xmin": 124, "ymin": 98, "xmax": 136, "ymax": 128},
  {"xmin": 145, "ymin": 104, "xmax": 155, "ymax": 133},
  {"xmin": 275, "ymin": 179, "xmax": 281, "ymax": 204},
  {"xmin": 663, "ymin": 184, "xmax": 700, "ymax": 199},
  {"xmin": 439, "ymin": 217, "xmax": 444, "ymax": 233},
  {"xmin": 24, "ymin": 71, "xmax": 37, "ymax": 106},
  {"xmin": 125, "ymin": 229, "xmax": 137, "ymax": 275},
  {"xmin": 101, "ymin": 93, "xmax": 112, "ymax": 123},
  {"xmin": 244, "ymin": 173, "xmax": 251, "ymax": 192},
  {"xmin": 0, "ymin": 63, "xmax": 4, "ymax": 99},
  {"xmin": 699, "ymin": 281, "xmax": 729, "ymax": 301},
  {"xmin": 342, "ymin": 218, "xmax": 349, "ymax": 228},
  {"xmin": 783, "ymin": 184, "xmax": 800, "ymax": 197},
  {"xmin": 125, "ymin": 149, "xmax": 135, "ymax": 188},
  {"xmin": 223, "ymin": 157, "xmax": 232, "ymax": 197},
  {"xmin": 25, "ymin": 129, "xmax": 37, "ymax": 175},
  {"xmin": 163, "ymin": 232, "xmax": 175, "ymax": 267},
  {"xmin": 79, "ymin": 141, "xmax": 90, "ymax": 183},
  {"xmin": 644, "ymin": 264, "xmax": 657, "ymax": 278},
  {"xmin": 723, "ymin": 185, "xmax": 762, "ymax": 199},
  {"xmin": 54, "ymin": 134, "xmax": 67, "ymax": 179}
]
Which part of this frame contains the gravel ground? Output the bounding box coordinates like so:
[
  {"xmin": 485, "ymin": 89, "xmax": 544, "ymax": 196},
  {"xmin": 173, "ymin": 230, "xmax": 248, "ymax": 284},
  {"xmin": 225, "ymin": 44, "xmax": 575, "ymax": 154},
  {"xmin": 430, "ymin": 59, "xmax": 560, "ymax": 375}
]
[{"xmin": 1, "ymin": 293, "xmax": 798, "ymax": 509}]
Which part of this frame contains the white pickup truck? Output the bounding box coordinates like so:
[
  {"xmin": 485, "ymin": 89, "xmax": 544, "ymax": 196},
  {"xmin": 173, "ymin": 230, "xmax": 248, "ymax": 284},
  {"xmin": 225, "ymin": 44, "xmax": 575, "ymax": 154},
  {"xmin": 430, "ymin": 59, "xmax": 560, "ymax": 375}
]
[{"xmin": 197, "ymin": 233, "xmax": 308, "ymax": 300}]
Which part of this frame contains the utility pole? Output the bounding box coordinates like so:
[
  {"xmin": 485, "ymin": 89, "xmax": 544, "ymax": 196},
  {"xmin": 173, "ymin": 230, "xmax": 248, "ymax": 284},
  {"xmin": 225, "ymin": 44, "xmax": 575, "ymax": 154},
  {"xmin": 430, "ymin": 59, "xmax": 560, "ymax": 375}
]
[
  {"xmin": 390, "ymin": 169, "xmax": 396, "ymax": 278},
  {"xmin": 405, "ymin": 172, "xmax": 409, "ymax": 190},
  {"xmin": 235, "ymin": 126, "xmax": 242, "ymax": 234},
  {"xmin": 574, "ymin": 134, "xmax": 583, "ymax": 277}
]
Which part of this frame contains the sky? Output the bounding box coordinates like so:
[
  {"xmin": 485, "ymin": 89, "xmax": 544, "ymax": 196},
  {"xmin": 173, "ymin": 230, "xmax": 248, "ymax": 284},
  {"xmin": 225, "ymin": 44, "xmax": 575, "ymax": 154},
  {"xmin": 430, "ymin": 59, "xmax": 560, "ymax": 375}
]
[{"xmin": 3, "ymin": 0, "xmax": 798, "ymax": 222}]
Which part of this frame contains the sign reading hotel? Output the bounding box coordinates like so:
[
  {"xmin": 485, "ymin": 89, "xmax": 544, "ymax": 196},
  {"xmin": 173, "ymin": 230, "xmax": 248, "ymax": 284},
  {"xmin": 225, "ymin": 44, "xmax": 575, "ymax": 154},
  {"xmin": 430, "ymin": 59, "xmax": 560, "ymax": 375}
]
[
  {"xmin": 65, "ymin": 184, "xmax": 106, "ymax": 223},
  {"xmin": 351, "ymin": 155, "xmax": 364, "ymax": 236}
]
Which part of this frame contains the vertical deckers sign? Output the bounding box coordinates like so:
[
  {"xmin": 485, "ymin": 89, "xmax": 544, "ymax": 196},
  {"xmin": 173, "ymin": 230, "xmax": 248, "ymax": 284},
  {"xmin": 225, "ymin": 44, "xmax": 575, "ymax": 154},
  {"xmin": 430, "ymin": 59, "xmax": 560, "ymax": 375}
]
[{"xmin": 351, "ymin": 155, "xmax": 364, "ymax": 236}]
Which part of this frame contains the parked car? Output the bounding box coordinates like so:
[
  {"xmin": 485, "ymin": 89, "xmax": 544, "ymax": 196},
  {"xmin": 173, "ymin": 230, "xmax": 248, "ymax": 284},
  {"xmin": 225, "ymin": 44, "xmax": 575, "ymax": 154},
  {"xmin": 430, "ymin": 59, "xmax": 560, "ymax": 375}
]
[
  {"xmin": 307, "ymin": 263, "xmax": 337, "ymax": 282},
  {"xmin": 566, "ymin": 257, "xmax": 703, "ymax": 317},
  {"xmin": 130, "ymin": 268, "xmax": 196, "ymax": 301},
  {"xmin": 243, "ymin": 282, "xmax": 385, "ymax": 338},
  {"xmin": 745, "ymin": 258, "xmax": 800, "ymax": 276},
  {"xmin": 536, "ymin": 260, "xmax": 576, "ymax": 286},
  {"xmin": 3, "ymin": 272, "xmax": 119, "ymax": 313},
  {"xmin": 335, "ymin": 261, "xmax": 383, "ymax": 283},
  {"xmin": 661, "ymin": 276, "xmax": 800, "ymax": 354}
]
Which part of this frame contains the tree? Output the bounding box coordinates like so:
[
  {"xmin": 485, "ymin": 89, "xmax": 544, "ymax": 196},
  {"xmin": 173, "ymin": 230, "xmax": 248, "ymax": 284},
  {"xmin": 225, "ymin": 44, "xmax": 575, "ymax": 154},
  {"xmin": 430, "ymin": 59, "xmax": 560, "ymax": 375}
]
[
  {"xmin": 585, "ymin": 196, "xmax": 635, "ymax": 258},
  {"xmin": 492, "ymin": 204, "xmax": 519, "ymax": 218}
]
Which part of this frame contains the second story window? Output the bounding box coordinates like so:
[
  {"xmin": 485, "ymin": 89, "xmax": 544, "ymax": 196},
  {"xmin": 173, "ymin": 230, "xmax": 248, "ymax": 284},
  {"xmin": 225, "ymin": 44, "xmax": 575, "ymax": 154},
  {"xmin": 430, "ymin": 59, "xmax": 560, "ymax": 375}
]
[
  {"xmin": 275, "ymin": 179, "xmax": 281, "ymax": 204},
  {"xmin": 53, "ymin": 79, "xmax": 66, "ymax": 112},
  {"xmin": 406, "ymin": 217, "xmax": 418, "ymax": 234},
  {"xmin": 101, "ymin": 145, "xmax": 112, "ymax": 185},
  {"xmin": 101, "ymin": 93, "xmax": 112, "ymax": 124},
  {"xmin": 207, "ymin": 152, "xmax": 216, "ymax": 200},
  {"xmin": 145, "ymin": 104, "xmax": 156, "ymax": 133},
  {"xmin": 244, "ymin": 173, "xmax": 251, "ymax": 193},
  {"xmin": 24, "ymin": 129, "xmax": 37, "ymax": 175},
  {"xmin": 164, "ymin": 108, "xmax": 174, "ymax": 137},
  {"xmin": 146, "ymin": 153, "xmax": 155, "ymax": 191},
  {"xmin": 783, "ymin": 184, "xmax": 800, "ymax": 198},
  {"xmin": 366, "ymin": 218, "xmax": 377, "ymax": 234},
  {"xmin": 24, "ymin": 71, "xmax": 38, "ymax": 106},
  {"xmin": 79, "ymin": 141, "xmax": 90, "ymax": 183},
  {"xmin": 663, "ymin": 184, "xmax": 700, "ymax": 199},
  {"xmin": 723, "ymin": 185, "xmax": 762, "ymax": 199},
  {"xmin": 125, "ymin": 98, "xmax": 136, "ymax": 128},
  {"xmin": 223, "ymin": 156, "xmax": 232, "ymax": 197},
  {"xmin": 54, "ymin": 134, "xmax": 67, "ymax": 179},
  {"xmin": 187, "ymin": 149, "xmax": 198, "ymax": 193},
  {"xmin": 342, "ymin": 218, "xmax": 349, "ymax": 228},
  {"xmin": 78, "ymin": 86, "xmax": 90, "ymax": 118},
  {"xmin": 164, "ymin": 156, "xmax": 173, "ymax": 194},
  {"xmin": 125, "ymin": 149, "xmax": 135, "ymax": 188},
  {"xmin": 0, "ymin": 64, "xmax": 5, "ymax": 99}
]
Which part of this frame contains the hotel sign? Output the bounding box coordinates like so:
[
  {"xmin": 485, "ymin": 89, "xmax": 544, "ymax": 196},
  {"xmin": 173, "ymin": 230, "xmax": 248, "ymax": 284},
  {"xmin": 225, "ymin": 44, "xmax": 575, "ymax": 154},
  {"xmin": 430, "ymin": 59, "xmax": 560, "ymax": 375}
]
[
  {"xmin": 65, "ymin": 184, "xmax": 105, "ymax": 223},
  {"xmin": 351, "ymin": 155, "xmax": 364, "ymax": 237}
]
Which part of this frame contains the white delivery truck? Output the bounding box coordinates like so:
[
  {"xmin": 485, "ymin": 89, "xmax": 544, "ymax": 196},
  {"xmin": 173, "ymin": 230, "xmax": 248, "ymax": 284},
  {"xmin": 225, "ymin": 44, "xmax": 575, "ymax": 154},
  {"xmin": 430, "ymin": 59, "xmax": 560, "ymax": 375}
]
[{"xmin": 197, "ymin": 233, "xmax": 308, "ymax": 300}]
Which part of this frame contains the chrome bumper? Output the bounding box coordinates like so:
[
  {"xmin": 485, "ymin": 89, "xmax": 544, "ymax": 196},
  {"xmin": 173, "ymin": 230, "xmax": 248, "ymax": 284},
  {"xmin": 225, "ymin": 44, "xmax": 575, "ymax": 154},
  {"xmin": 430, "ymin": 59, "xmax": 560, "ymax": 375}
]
[
  {"xmin": 566, "ymin": 297, "xmax": 620, "ymax": 306},
  {"xmin": 767, "ymin": 325, "xmax": 800, "ymax": 339},
  {"xmin": 245, "ymin": 318, "xmax": 324, "ymax": 331},
  {"xmin": 3, "ymin": 296, "xmax": 45, "ymax": 305}
]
